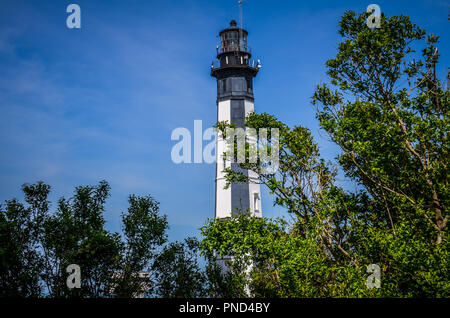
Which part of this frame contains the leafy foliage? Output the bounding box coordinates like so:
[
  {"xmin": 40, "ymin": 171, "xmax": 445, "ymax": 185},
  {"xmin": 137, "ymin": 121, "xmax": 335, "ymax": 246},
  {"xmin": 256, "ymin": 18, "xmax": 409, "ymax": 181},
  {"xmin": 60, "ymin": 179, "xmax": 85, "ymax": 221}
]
[
  {"xmin": 152, "ymin": 238, "xmax": 206, "ymax": 298},
  {"xmin": 202, "ymin": 10, "xmax": 449, "ymax": 297},
  {"xmin": 0, "ymin": 181, "xmax": 204, "ymax": 298}
]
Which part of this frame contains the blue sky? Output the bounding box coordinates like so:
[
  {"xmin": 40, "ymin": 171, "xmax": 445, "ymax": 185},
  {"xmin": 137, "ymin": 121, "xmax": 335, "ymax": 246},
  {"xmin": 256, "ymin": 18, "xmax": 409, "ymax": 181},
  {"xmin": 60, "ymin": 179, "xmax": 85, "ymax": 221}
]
[{"xmin": 0, "ymin": 0, "xmax": 448, "ymax": 242}]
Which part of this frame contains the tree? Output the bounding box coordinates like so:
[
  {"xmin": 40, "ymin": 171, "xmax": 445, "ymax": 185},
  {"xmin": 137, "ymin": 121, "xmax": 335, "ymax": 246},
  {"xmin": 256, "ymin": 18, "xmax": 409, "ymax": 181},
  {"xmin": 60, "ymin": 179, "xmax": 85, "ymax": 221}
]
[
  {"xmin": 40, "ymin": 181, "xmax": 123, "ymax": 297},
  {"xmin": 0, "ymin": 197, "xmax": 44, "ymax": 297},
  {"xmin": 0, "ymin": 181, "xmax": 171, "ymax": 298},
  {"xmin": 152, "ymin": 237, "xmax": 206, "ymax": 298},
  {"xmin": 312, "ymin": 10, "xmax": 449, "ymax": 296},
  {"xmin": 313, "ymin": 10, "xmax": 448, "ymax": 245},
  {"xmin": 202, "ymin": 10, "xmax": 449, "ymax": 297},
  {"xmin": 113, "ymin": 194, "xmax": 168, "ymax": 297}
]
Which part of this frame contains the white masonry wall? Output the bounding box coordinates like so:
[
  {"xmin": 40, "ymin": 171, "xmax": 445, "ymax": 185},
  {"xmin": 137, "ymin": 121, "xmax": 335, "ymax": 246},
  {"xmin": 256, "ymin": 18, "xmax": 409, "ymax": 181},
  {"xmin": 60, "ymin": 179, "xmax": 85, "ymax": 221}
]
[
  {"xmin": 215, "ymin": 99, "xmax": 232, "ymax": 219},
  {"xmin": 215, "ymin": 99, "xmax": 262, "ymax": 219}
]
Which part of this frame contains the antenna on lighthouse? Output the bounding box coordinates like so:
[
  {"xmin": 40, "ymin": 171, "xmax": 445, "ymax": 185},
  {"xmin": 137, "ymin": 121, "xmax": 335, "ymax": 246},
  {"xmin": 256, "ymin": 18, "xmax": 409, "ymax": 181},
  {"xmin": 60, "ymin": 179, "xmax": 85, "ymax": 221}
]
[{"xmin": 238, "ymin": 0, "xmax": 248, "ymax": 50}]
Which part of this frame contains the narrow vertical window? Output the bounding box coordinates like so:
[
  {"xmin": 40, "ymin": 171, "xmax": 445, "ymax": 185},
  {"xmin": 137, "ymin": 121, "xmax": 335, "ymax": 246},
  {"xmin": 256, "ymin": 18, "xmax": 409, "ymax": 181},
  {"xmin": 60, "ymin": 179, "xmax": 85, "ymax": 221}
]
[{"xmin": 253, "ymin": 193, "xmax": 260, "ymax": 213}]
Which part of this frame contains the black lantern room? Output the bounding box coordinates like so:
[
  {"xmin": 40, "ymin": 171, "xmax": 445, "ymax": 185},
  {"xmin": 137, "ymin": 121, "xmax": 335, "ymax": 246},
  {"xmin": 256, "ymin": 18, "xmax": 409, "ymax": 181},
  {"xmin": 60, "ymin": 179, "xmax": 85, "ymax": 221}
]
[{"xmin": 211, "ymin": 20, "xmax": 260, "ymax": 103}]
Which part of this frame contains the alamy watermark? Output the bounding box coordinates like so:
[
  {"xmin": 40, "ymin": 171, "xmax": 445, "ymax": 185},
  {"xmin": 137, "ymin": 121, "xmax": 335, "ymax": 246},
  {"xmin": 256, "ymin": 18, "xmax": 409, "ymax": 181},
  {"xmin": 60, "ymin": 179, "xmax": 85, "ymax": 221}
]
[
  {"xmin": 170, "ymin": 120, "xmax": 280, "ymax": 174},
  {"xmin": 66, "ymin": 264, "xmax": 81, "ymax": 289},
  {"xmin": 366, "ymin": 263, "xmax": 381, "ymax": 289},
  {"xmin": 66, "ymin": 4, "xmax": 81, "ymax": 29},
  {"xmin": 366, "ymin": 4, "xmax": 381, "ymax": 29}
]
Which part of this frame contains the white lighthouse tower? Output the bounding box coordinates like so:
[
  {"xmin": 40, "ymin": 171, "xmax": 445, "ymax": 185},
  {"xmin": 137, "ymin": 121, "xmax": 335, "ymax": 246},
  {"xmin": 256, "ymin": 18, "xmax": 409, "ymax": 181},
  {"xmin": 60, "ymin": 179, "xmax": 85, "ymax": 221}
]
[{"xmin": 211, "ymin": 20, "xmax": 262, "ymax": 219}]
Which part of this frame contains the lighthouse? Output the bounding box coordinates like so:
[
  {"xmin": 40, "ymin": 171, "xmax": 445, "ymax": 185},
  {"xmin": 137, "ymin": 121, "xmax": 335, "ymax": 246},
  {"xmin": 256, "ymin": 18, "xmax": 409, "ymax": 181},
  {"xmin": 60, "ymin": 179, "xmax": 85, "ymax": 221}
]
[{"xmin": 211, "ymin": 20, "xmax": 262, "ymax": 219}]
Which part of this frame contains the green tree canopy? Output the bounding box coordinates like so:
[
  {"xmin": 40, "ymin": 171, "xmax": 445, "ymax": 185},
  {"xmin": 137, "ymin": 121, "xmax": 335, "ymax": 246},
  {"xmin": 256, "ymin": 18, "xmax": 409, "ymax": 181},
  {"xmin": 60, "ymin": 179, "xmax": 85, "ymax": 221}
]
[
  {"xmin": 202, "ymin": 10, "xmax": 449, "ymax": 297},
  {"xmin": 1, "ymin": 181, "xmax": 206, "ymax": 298}
]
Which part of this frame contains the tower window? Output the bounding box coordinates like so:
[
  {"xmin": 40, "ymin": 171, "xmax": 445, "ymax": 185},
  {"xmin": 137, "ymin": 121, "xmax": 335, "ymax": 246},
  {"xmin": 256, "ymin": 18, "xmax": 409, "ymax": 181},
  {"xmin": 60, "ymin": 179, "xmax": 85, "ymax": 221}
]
[
  {"xmin": 220, "ymin": 79, "xmax": 227, "ymax": 94},
  {"xmin": 246, "ymin": 78, "xmax": 252, "ymax": 93},
  {"xmin": 253, "ymin": 193, "xmax": 260, "ymax": 213}
]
